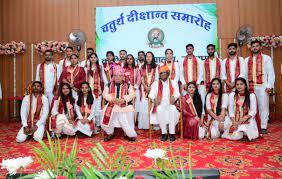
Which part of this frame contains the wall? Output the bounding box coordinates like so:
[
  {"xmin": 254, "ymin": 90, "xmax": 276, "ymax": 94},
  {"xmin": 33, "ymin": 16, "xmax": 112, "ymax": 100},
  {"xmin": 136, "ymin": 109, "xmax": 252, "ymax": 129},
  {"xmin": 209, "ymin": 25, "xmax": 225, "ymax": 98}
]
[{"xmin": 0, "ymin": 0, "xmax": 281, "ymax": 119}]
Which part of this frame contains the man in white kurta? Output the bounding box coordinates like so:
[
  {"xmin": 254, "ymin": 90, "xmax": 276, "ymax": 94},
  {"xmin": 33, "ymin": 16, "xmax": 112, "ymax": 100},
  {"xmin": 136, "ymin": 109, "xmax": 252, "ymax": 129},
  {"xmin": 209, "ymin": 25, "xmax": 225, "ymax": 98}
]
[
  {"xmin": 101, "ymin": 65, "xmax": 137, "ymax": 141},
  {"xmin": 244, "ymin": 40, "xmax": 275, "ymax": 134},
  {"xmin": 222, "ymin": 43, "xmax": 246, "ymax": 94},
  {"xmin": 58, "ymin": 46, "xmax": 73, "ymax": 78},
  {"xmin": 36, "ymin": 50, "xmax": 59, "ymax": 104},
  {"xmin": 203, "ymin": 44, "xmax": 224, "ymax": 91},
  {"xmin": 149, "ymin": 65, "xmax": 180, "ymax": 141},
  {"xmin": 16, "ymin": 81, "xmax": 49, "ymax": 143}
]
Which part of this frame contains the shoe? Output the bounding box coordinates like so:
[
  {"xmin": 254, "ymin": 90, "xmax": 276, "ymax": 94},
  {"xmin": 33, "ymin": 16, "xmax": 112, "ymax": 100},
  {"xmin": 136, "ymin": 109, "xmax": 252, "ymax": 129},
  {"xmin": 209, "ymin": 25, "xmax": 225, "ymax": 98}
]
[
  {"xmin": 261, "ymin": 129, "xmax": 268, "ymax": 134},
  {"xmin": 169, "ymin": 134, "xmax": 176, "ymax": 142},
  {"xmin": 161, "ymin": 134, "xmax": 168, "ymax": 141},
  {"xmin": 104, "ymin": 134, "xmax": 115, "ymax": 142},
  {"xmin": 128, "ymin": 137, "xmax": 136, "ymax": 142}
]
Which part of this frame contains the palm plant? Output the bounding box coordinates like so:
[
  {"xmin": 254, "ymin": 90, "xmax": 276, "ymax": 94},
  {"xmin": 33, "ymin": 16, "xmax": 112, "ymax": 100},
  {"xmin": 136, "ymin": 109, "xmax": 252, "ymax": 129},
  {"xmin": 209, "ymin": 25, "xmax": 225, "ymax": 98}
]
[{"xmin": 80, "ymin": 143, "xmax": 134, "ymax": 179}]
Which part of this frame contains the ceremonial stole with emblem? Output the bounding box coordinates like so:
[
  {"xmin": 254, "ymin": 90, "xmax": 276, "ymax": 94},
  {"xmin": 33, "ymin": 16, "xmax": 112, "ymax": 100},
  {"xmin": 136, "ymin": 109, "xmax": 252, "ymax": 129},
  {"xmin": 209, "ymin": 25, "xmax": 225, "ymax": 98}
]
[
  {"xmin": 184, "ymin": 94, "xmax": 198, "ymax": 117},
  {"xmin": 78, "ymin": 101, "xmax": 94, "ymax": 130},
  {"xmin": 183, "ymin": 56, "xmax": 198, "ymax": 84},
  {"xmin": 152, "ymin": 79, "xmax": 174, "ymax": 113},
  {"xmin": 124, "ymin": 67, "xmax": 136, "ymax": 86},
  {"xmin": 103, "ymin": 62, "xmax": 112, "ymax": 81},
  {"xmin": 87, "ymin": 64, "xmax": 103, "ymax": 99},
  {"xmin": 225, "ymin": 57, "xmax": 240, "ymax": 93},
  {"xmin": 164, "ymin": 60, "xmax": 176, "ymax": 80},
  {"xmin": 248, "ymin": 53, "xmax": 264, "ymax": 93},
  {"xmin": 27, "ymin": 94, "xmax": 43, "ymax": 128},
  {"xmin": 102, "ymin": 82, "xmax": 129, "ymax": 127},
  {"xmin": 204, "ymin": 57, "xmax": 221, "ymax": 91},
  {"xmin": 39, "ymin": 62, "xmax": 58, "ymax": 93},
  {"xmin": 66, "ymin": 65, "xmax": 80, "ymax": 85},
  {"xmin": 142, "ymin": 66, "xmax": 156, "ymax": 99}
]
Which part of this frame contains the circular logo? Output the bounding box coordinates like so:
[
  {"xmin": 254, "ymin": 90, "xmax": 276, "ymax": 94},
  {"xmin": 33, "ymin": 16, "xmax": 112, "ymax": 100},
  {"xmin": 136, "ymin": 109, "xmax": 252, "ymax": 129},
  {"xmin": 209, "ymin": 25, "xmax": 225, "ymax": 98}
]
[{"xmin": 147, "ymin": 28, "xmax": 165, "ymax": 48}]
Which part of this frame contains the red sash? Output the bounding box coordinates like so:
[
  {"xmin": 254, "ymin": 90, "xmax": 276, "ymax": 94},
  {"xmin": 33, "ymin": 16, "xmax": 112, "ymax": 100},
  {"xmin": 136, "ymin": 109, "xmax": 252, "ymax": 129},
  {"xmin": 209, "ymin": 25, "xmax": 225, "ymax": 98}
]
[
  {"xmin": 102, "ymin": 82, "xmax": 129, "ymax": 126},
  {"xmin": 79, "ymin": 103, "xmax": 94, "ymax": 130},
  {"xmin": 62, "ymin": 58, "xmax": 69, "ymax": 72},
  {"xmin": 39, "ymin": 62, "xmax": 58, "ymax": 93},
  {"xmin": 58, "ymin": 97, "xmax": 75, "ymax": 121},
  {"xmin": 184, "ymin": 94, "xmax": 197, "ymax": 117},
  {"xmin": 66, "ymin": 65, "xmax": 80, "ymax": 84},
  {"xmin": 183, "ymin": 56, "xmax": 198, "ymax": 84},
  {"xmin": 142, "ymin": 66, "xmax": 156, "ymax": 99},
  {"xmin": 88, "ymin": 64, "xmax": 103, "ymax": 99},
  {"xmin": 207, "ymin": 93, "xmax": 221, "ymax": 138},
  {"xmin": 124, "ymin": 67, "xmax": 136, "ymax": 85},
  {"xmin": 27, "ymin": 94, "xmax": 43, "ymax": 128},
  {"xmin": 226, "ymin": 57, "xmax": 240, "ymax": 93},
  {"xmin": 164, "ymin": 60, "xmax": 175, "ymax": 80},
  {"xmin": 204, "ymin": 57, "xmax": 221, "ymax": 91},
  {"xmin": 152, "ymin": 79, "xmax": 174, "ymax": 113},
  {"xmin": 103, "ymin": 63, "xmax": 112, "ymax": 81},
  {"xmin": 248, "ymin": 53, "xmax": 263, "ymax": 93}
]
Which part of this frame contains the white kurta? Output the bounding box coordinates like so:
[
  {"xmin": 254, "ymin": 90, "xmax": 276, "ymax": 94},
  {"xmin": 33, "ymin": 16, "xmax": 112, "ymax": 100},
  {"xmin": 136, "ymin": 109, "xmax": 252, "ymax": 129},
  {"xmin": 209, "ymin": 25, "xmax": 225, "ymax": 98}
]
[
  {"xmin": 36, "ymin": 63, "xmax": 59, "ymax": 104},
  {"xmin": 149, "ymin": 79, "xmax": 180, "ymax": 134},
  {"xmin": 74, "ymin": 97, "xmax": 96, "ymax": 136},
  {"xmin": 206, "ymin": 93, "xmax": 231, "ymax": 139},
  {"xmin": 244, "ymin": 54, "xmax": 275, "ymax": 129},
  {"xmin": 101, "ymin": 84, "xmax": 137, "ymax": 137},
  {"xmin": 138, "ymin": 68, "xmax": 159, "ymax": 129},
  {"xmin": 222, "ymin": 57, "xmax": 246, "ymax": 93},
  {"xmin": 16, "ymin": 94, "xmax": 49, "ymax": 143},
  {"xmin": 222, "ymin": 92, "xmax": 258, "ymax": 140},
  {"xmin": 203, "ymin": 57, "xmax": 224, "ymax": 81},
  {"xmin": 58, "ymin": 58, "xmax": 71, "ymax": 79},
  {"xmin": 179, "ymin": 57, "xmax": 203, "ymax": 86},
  {"xmin": 159, "ymin": 61, "xmax": 180, "ymax": 84}
]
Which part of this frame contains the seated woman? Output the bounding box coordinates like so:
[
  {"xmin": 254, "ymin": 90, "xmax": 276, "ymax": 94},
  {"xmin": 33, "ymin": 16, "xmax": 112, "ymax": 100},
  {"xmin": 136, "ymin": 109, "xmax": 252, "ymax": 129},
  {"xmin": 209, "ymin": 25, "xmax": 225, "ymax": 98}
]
[
  {"xmin": 50, "ymin": 83, "xmax": 76, "ymax": 137},
  {"xmin": 74, "ymin": 81, "xmax": 96, "ymax": 137},
  {"xmin": 205, "ymin": 78, "xmax": 231, "ymax": 139},
  {"xmin": 222, "ymin": 77, "xmax": 259, "ymax": 141},
  {"xmin": 182, "ymin": 82, "xmax": 204, "ymax": 140}
]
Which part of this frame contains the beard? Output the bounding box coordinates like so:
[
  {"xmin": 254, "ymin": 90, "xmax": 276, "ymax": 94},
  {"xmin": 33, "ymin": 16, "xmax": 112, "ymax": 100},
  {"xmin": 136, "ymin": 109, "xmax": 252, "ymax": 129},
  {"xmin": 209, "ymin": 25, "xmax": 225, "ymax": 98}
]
[{"xmin": 228, "ymin": 51, "xmax": 236, "ymax": 56}]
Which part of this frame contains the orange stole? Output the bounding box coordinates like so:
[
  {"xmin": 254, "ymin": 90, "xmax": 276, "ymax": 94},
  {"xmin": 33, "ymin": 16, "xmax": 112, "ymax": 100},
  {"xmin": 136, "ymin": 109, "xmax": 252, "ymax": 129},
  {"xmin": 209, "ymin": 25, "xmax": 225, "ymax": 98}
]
[
  {"xmin": 142, "ymin": 67, "xmax": 156, "ymax": 99},
  {"xmin": 204, "ymin": 57, "xmax": 221, "ymax": 91},
  {"xmin": 183, "ymin": 56, "xmax": 198, "ymax": 84},
  {"xmin": 164, "ymin": 60, "xmax": 176, "ymax": 80},
  {"xmin": 78, "ymin": 103, "xmax": 94, "ymax": 130},
  {"xmin": 39, "ymin": 62, "xmax": 58, "ymax": 93},
  {"xmin": 27, "ymin": 94, "xmax": 43, "ymax": 128},
  {"xmin": 88, "ymin": 64, "xmax": 103, "ymax": 99},
  {"xmin": 124, "ymin": 67, "xmax": 136, "ymax": 85},
  {"xmin": 102, "ymin": 82, "xmax": 129, "ymax": 126},
  {"xmin": 225, "ymin": 57, "xmax": 240, "ymax": 93},
  {"xmin": 248, "ymin": 53, "xmax": 263, "ymax": 93},
  {"xmin": 152, "ymin": 79, "xmax": 174, "ymax": 113},
  {"xmin": 103, "ymin": 63, "xmax": 112, "ymax": 81}
]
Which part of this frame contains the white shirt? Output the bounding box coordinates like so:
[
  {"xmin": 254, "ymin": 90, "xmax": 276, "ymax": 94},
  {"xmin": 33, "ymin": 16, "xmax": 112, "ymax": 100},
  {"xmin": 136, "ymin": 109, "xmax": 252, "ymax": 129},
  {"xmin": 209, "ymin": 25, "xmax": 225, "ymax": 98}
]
[
  {"xmin": 204, "ymin": 57, "xmax": 223, "ymax": 81},
  {"xmin": 58, "ymin": 58, "xmax": 71, "ymax": 78},
  {"xmin": 36, "ymin": 62, "xmax": 59, "ymax": 93},
  {"xmin": 244, "ymin": 54, "xmax": 275, "ymax": 88},
  {"xmin": 228, "ymin": 92, "xmax": 257, "ymax": 118},
  {"xmin": 159, "ymin": 60, "xmax": 180, "ymax": 83},
  {"xmin": 20, "ymin": 94, "xmax": 49, "ymax": 127},
  {"xmin": 206, "ymin": 93, "xmax": 228, "ymax": 110},
  {"xmin": 222, "ymin": 56, "xmax": 246, "ymax": 82},
  {"xmin": 149, "ymin": 79, "xmax": 180, "ymax": 107},
  {"xmin": 179, "ymin": 56, "xmax": 203, "ymax": 85},
  {"xmin": 74, "ymin": 97, "xmax": 96, "ymax": 121}
]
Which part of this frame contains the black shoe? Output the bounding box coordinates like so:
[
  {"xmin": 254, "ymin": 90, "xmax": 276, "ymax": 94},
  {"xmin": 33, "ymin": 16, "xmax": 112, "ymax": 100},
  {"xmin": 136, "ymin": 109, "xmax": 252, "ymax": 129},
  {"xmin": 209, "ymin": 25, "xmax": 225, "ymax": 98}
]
[
  {"xmin": 261, "ymin": 129, "xmax": 268, "ymax": 134},
  {"xmin": 169, "ymin": 134, "xmax": 176, "ymax": 141},
  {"xmin": 128, "ymin": 137, "xmax": 136, "ymax": 142},
  {"xmin": 104, "ymin": 134, "xmax": 115, "ymax": 142},
  {"xmin": 161, "ymin": 134, "xmax": 168, "ymax": 141}
]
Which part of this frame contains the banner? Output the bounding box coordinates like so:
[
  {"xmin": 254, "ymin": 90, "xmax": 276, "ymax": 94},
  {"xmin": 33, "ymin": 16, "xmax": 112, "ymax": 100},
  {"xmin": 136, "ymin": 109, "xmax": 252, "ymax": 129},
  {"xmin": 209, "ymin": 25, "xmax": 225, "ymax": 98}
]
[{"xmin": 96, "ymin": 3, "xmax": 217, "ymax": 63}]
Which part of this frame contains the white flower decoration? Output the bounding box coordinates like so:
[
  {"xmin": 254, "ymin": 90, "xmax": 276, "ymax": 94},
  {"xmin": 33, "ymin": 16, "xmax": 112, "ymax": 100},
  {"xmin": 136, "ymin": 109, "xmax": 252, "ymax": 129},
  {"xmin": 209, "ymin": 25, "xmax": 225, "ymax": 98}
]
[
  {"xmin": 144, "ymin": 148, "xmax": 168, "ymax": 164},
  {"xmin": 1, "ymin": 156, "xmax": 33, "ymax": 175}
]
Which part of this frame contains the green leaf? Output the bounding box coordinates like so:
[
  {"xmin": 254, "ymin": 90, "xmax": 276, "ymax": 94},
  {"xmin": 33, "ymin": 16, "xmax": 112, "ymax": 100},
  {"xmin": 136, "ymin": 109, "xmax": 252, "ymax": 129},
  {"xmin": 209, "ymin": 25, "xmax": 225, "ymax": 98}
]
[
  {"xmin": 117, "ymin": 161, "xmax": 132, "ymax": 177},
  {"xmin": 92, "ymin": 147, "xmax": 109, "ymax": 166},
  {"xmin": 96, "ymin": 143, "xmax": 109, "ymax": 158},
  {"xmin": 87, "ymin": 162, "xmax": 106, "ymax": 179},
  {"xmin": 150, "ymin": 169, "xmax": 167, "ymax": 179},
  {"xmin": 112, "ymin": 156, "xmax": 127, "ymax": 177},
  {"xmin": 90, "ymin": 151, "xmax": 110, "ymax": 176}
]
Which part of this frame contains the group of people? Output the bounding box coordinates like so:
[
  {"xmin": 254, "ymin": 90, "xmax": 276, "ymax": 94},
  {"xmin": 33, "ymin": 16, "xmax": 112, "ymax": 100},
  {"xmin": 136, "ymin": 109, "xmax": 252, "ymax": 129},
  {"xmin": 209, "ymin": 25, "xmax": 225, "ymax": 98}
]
[{"xmin": 16, "ymin": 39, "xmax": 275, "ymax": 143}]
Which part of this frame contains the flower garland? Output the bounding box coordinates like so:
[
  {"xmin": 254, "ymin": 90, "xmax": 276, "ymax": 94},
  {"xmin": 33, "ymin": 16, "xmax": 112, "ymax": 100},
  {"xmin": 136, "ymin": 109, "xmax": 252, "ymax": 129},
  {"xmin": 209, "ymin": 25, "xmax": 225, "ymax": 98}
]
[
  {"xmin": 34, "ymin": 40, "xmax": 69, "ymax": 55},
  {"xmin": 0, "ymin": 41, "xmax": 26, "ymax": 55},
  {"xmin": 248, "ymin": 35, "xmax": 282, "ymax": 48}
]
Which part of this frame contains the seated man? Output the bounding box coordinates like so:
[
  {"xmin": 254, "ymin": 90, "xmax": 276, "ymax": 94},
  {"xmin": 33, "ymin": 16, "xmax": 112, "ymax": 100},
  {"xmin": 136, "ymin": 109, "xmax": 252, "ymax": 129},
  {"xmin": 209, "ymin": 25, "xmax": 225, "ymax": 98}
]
[
  {"xmin": 101, "ymin": 65, "xmax": 137, "ymax": 141},
  {"xmin": 16, "ymin": 81, "xmax": 49, "ymax": 143},
  {"xmin": 149, "ymin": 65, "xmax": 180, "ymax": 141}
]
